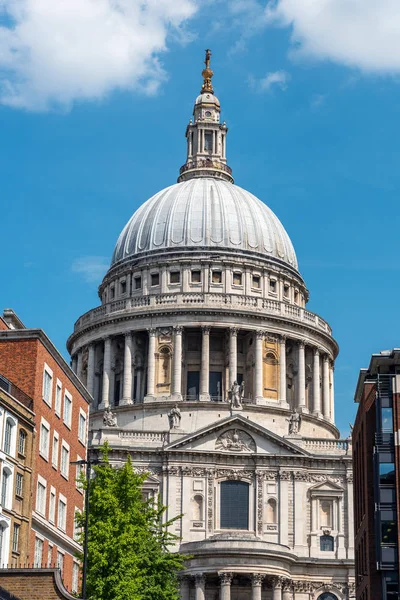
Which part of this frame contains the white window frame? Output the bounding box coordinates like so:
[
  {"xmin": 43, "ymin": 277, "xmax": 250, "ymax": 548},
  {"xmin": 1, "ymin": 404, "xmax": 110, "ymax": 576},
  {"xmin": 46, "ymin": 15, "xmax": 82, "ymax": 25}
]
[
  {"xmin": 72, "ymin": 561, "xmax": 80, "ymax": 593},
  {"xmin": 55, "ymin": 379, "xmax": 62, "ymax": 417},
  {"xmin": 39, "ymin": 417, "xmax": 50, "ymax": 461},
  {"xmin": 34, "ymin": 535, "xmax": 44, "ymax": 568},
  {"xmin": 78, "ymin": 409, "xmax": 87, "ymax": 445},
  {"xmin": 63, "ymin": 390, "xmax": 72, "ymax": 428},
  {"xmin": 74, "ymin": 506, "xmax": 82, "ymax": 541},
  {"xmin": 60, "ymin": 441, "xmax": 70, "ymax": 480},
  {"xmin": 15, "ymin": 472, "xmax": 23, "ymax": 498},
  {"xmin": 12, "ymin": 522, "xmax": 19, "ymax": 553},
  {"xmin": 36, "ymin": 475, "xmax": 47, "ymax": 516},
  {"xmin": 49, "ymin": 486, "xmax": 56, "ymax": 524},
  {"xmin": 42, "ymin": 363, "xmax": 53, "ymax": 407},
  {"xmin": 1, "ymin": 464, "xmax": 14, "ymax": 510},
  {"xmin": 76, "ymin": 455, "xmax": 84, "ymax": 493},
  {"xmin": 58, "ymin": 493, "xmax": 67, "ymax": 532},
  {"xmin": 52, "ymin": 431, "xmax": 59, "ymax": 469},
  {"xmin": 57, "ymin": 549, "xmax": 64, "ymax": 574},
  {"xmin": 47, "ymin": 543, "xmax": 53, "ymax": 567},
  {"xmin": 3, "ymin": 414, "xmax": 17, "ymax": 457},
  {"xmin": 0, "ymin": 518, "xmax": 11, "ymax": 567}
]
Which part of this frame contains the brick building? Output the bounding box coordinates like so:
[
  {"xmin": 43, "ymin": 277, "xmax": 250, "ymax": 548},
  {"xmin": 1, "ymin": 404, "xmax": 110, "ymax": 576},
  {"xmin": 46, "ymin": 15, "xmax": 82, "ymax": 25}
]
[
  {"xmin": 0, "ymin": 310, "xmax": 91, "ymax": 593},
  {"xmin": 0, "ymin": 568, "xmax": 78, "ymax": 599},
  {"xmin": 353, "ymin": 349, "xmax": 400, "ymax": 600}
]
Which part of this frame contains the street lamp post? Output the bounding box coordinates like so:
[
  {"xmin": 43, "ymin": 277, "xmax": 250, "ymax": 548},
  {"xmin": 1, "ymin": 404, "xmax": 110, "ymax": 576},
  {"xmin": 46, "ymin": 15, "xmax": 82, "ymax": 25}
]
[{"xmin": 71, "ymin": 458, "xmax": 97, "ymax": 600}]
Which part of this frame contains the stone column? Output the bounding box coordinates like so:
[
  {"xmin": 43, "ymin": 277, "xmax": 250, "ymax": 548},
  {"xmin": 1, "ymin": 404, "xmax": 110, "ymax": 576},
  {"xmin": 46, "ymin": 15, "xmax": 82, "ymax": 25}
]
[
  {"xmin": 219, "ymin": 572, "xmax": 233, "ymax": 600},
  {"xmin": 146, "ymin": 329, "xmax": 156, "ymax": 399},
  {"xmin": 121, "ymin": 332, "xmax": 133, "ymax": 405},
  {"xmin": 251, "ymin": 574, "xmax": 264, "ymax": 600},
  {"xmin": 87, "ymin": 343, "xmax": 96, "ymax": 397},
  {"xmin": 330, "ymin": 361, "xmax": 335, "ymax": 423},
  {"xmin": 255, "ymin": 330, "xmax": 264, "ymax": 402},
  {"xmin": 282, "ymin": 579, "xmax": 293, "ymax": 600},
  {"xmin": 322, "ymin": 355, "xmax": 330, "ymax": 419},
  {"xmin": 279, "ymin": 335, "xmax": 288, "ymax": 406},
  {"xmin": 272, "ymin": 577, "xmax": 282, "ymax": 600},
  {"xmin": 229, "ymin": 328, "xmax": 238, "ymax": 387},
  {"xmin": 297, "ymin": 340, "xmax": 307, "ymax": 411},
  {"xmin": 200, "ymin": 326, "xmax": 210, "ymax": 401},
  {"xmin": 76, "ymin": 350, "xmax": 83, "ymax": 380},
  {"xmin": 194, "ymin": 573, "xmax": 206, "ymax": 600},
  {"xmin": 100, "ymin": 337, "xmax": 111, "ymax": 410},
  {"xmin": 172, "ymin": 326, "xmax": 183, "ymax": 400},
  {"xmin": 312, "ymin": 348, "xmax": 321, "ymax": 416},
  {"xmin": 179, "ymin": 575, "xmax": 190, "ymax": 600}
]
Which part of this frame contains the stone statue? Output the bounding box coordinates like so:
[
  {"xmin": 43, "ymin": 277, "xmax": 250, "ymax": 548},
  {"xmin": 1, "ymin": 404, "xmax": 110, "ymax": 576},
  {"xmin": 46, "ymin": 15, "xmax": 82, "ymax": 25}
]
[
  {"xmin": 286, "ymin": 409, "xmax": 301, "ymax": 435},
  {"xmin": 230, "ymin": 381, "xmax": 242, "ymax": 409},
  {"xmin": 240, "ymin": 380, "xmax": 245, "ymax": 401},
  {"xmin": 103, "ymin": 406, "xmax": 117, "ymax": 427},
  {"xmin": 168, "ymin": 404, "xmax": 181, "ymax": 429},
  {"xmin": 215, "ymin": 429, "xmax": 256, "ymax": 452}
]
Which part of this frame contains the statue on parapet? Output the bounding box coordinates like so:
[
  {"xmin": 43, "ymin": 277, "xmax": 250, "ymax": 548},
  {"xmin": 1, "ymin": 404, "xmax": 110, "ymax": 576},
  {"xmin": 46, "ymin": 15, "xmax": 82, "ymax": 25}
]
[
  {"xmin": 230, "ymin": 381, "xmax": 242, "ymax": 409},
  {"xmin": 103, "ymin": 406, "xmax": 117, "ymax": 427},
  {"xmin": 286, "ymin": 408, "xmax": 301, "ymax": 435},
  {"xmin": 168, "ymin": 404, "xmax": 181, "ymax": 429}
]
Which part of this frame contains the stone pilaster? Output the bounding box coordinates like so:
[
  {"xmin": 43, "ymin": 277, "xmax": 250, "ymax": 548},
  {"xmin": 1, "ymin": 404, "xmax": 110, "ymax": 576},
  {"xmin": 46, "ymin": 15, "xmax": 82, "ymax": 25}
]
[
  {"xmin": 219, "ymin": 572, "xmax": 233, "ymax": 600},
  {"xmin": 87, "ymin": 343, "xmax": 95, "ymax": 398},
  {"xmin": 279, "ymin": 335, "xmax": 288, "ymax": 407},
  {"xmin": 172, "ymin": 326, "xmax": 183, "ymax": 400},
  {"xmin": 312, "ymin": 347, "xmax": 322, "ymax": 417},
  {"xmin": 200, "ymin": 326, "xmax": 210, "ymax": 401},
  {"xmin": 121, "ymin": 331, "xmax": 133, "ymax": 405},
  {"xmin": 145, "ymin": 328, "xmax": 156, "ymax": 400},
  {"xmin": 322, "ymin": 354, "xmax": 330, "ymax": 419},
  {"xmin": 255, "ymin": 330, "xmax": 264, "ymax": 402},
  {"xmin": 99, "ymin": 337, "xmax": 111, "ymax": 410},
  {"xmin": 229, "ymin": 328, "xmax": 238, "ymax": 388},
  {"xmin": 297, "ymin": 340, "xmax": 307, "ymax": 412}
]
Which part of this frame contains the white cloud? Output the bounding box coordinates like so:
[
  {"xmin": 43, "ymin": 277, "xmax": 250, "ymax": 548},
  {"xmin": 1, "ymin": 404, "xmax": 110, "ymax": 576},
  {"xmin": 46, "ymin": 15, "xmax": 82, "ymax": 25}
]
[
  {"xmin": 0, "ymin": 0, "xmax": 197, "ymax": 111},
  {"xmin": 310, "ymin": 93, "xmax": 327, "ymax": 109},
  {"xmin": 71, "ymin": 256, "xmax": 109, "ymax": 283},
  {"xmin": 265, "ymin": 0, "xmax": 400, "ymax": 74},
  {"xmin": 258, "ymin": 70, "xmax": 290, "ymax": 91}
]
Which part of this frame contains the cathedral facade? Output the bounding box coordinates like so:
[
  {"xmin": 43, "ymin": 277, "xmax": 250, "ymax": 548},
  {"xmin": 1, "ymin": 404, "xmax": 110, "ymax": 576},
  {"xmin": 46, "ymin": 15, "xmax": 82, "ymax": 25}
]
[{"xmin": 67, "ymin": 52, "xmax": 354, "ymax": 600}]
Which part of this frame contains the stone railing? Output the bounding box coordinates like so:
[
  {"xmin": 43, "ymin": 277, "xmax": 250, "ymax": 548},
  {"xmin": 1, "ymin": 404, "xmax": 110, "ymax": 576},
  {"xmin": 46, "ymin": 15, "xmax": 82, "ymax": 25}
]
[
  {"xmin": 119, "ymin": 431, "xmax": 165, "ymax": 443},
  {"xmin": 73, "ymin": 293, "xmax": 332, "ymax": 335},
  {"xmin": 302, "ymin": 438, "xmax": 352, "ymax": 455}
]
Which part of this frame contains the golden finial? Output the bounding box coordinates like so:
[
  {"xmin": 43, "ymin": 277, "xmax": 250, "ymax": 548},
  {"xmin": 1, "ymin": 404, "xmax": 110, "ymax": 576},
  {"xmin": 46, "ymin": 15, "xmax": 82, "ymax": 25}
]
[{"xmin": 201, "ymin": 48, "xmax": 214, "ymax": 94}]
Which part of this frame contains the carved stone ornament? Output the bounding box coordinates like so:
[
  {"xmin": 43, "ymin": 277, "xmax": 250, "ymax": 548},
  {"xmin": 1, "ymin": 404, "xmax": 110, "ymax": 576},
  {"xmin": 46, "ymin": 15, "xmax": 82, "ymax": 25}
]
[
  {"xmin": 282, "ymin": 579, "xmax": 292, "ymax": 592},
  {"xmin": 215, "ymin": 429, "xmax": 256, "ymax": 452},
  {"xmin": 280, "ymin": 470, "xmax": 292, "ymax": 481},
  {"xmin": 293, "ymin": 581, "xmax": 314, "ymax": 593},
  {"xmin": 293, "ymin": 471, "xmax": 309, "ymax": 482},
  {"xmin": 215, "ymin": 469, "xmax": 254, "ymax": 481},
  {"xmin": 263, "ymin": 471, "xmax": 278, "ymax": 481},
  {"xmin": 103, "ymin": 406, "xmax": 117, "ymax": 427},
  {"xmin": 219, "ymin": 572, "xmax": 233, "ymax": 585},
  {"xmin": 207, "ymin": 471, "xmax": 214, "ymax": 531},
  {"xmin": 257, "ymin": 478, "xmax": 263, "ymax": 534},
  {"xmin": 251, "ymin": 573, "xmax": 265, "ymax": 586},
  {"xmin": 194, "ymin": 573, "xmax": 206, "ymax": 587},
  {"xmin": 271, "ymin": 576, "xmax": 283, "ymax": 589}
]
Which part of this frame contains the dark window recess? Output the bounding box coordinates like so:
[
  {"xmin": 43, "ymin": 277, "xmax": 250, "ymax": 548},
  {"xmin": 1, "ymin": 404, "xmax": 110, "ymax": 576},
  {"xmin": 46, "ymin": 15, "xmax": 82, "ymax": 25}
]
[
  {"xmin": 210, "ymin": 336, "xmax": 223, "ymax": 352},
  {"xmin": 151, "ymin": 273, "xmax": 160, "ymax": 286},
  {"xmin": 284, "ymin": 285, "xmax": 290, "ymax": 296},
  {"xmin": 252, "ymin": 276, "xmax": 260, "ymax": 289},
  {"xmin": 120, "ymin": 281, "xmax": 127, "ymax": 294},
  {"xmin": 233, "ymin": 273, "xmax": 242, "ymax": 285},
  {"xmin": 320, "ymin": 535, "xmax": 334, "ymax": 551},
  {"xmin": 187, "ymin": 372, "xmax": 200, "ymax": 400},
  {"xmin": 381, "ymin": 521, "xmax": 397, "ymax": 545},
  {"xmin": 212, "ymin": 271, "xmax": 222, "ymax": 284},
  {"xmin": 209, "ymin": 372, "xmax": 222, "ymax": 399},
  {"xmin": 220, "ymin": 481, "xmax": 249, "ymax": 529},
  {"xmin": 270, "ymin": 280, "xmax": 276, "ymax": 292},
  {"xmin": 204, "ymin": 132, "xmax": 213, "ymax": 153},
  {"xmin": 170, "ymin": 272, "xmax": 180, "ymax": 284},
  {"xmin": 187, "ymin": 335, "xmax": 201, "ymax": 352},
  {"xmin": 380, "ymin": 488, "xmax": 396, "ymax": 504},
  {"xmin": 110, "ymin": 287, "xmax": 115, "ymax": 299},
  {"xmin": 135, "ymin": 277, "xmax": 142, "ymax": 290},
  {"xmin": 317, "ymin": 594, "xmax": 339, "ymax": 600},
  {"xmin": 191, "ymin": 270, "xmax": 201, "ymax": 283},
  {"xmin": 379, "ymin": 463, "xmax": 395, "ymax": 485}
]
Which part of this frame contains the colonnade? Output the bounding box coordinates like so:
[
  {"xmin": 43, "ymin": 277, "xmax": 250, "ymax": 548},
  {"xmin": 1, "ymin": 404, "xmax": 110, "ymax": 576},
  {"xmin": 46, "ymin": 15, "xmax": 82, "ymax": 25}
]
[
  {"xmin": 72, "ymin": 326, "xmax": 334, "ymax": 420},
  {"xmin": 180, "ymin": 573, "xmax": 293, "ymax": 600}
]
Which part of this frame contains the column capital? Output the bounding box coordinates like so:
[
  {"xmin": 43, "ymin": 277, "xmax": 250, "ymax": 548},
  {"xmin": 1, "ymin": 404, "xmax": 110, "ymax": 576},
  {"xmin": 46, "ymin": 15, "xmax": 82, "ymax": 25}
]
[
  {"xmin": 229, "ymin": 327, "xmax": 238, "ymax": 337},
  {"xmin": 255, "ymin": 329, "xmax": 264, "ymax": 340},
  {"xmin": 250, "ymin": 573, "xmax": 265, "ymax": 586},
  {"xmin": 124, "ymin": 331, "xmax": 133, "ymax": 339},
  {"xmin": 298, "ymin": 339, "xmax": 306, "ymax": 349},
  {"xmin": 147, "ymin": 328, "xmax": 157, "ymax": 337},
  {"xmin": 282, "ymin": 578, "xmax": 292, "ymax": 592},
  {"xmin": 313, "ymin": 346, "xmax": 320, "ymax": 356},
  {"xmin": 271, "ymin": 576, "xmax": 283, "ymax": 589},
  {"xmin": 202, "ymin": 326, "xmax": 211, "ymax": 335},
  {"xmin": 323, "ymin": 353, "xmax": 330, "ymax": 363},
  {"xmin": 174, "ymin": 326, "xmax": 184, "ymax": 335},
  {"xmin": 194, "ymin": 573, "xmax": 206, "ymax": 586},
  {"xmin": 280, "ymin": 334, "xmax": 287, "ymax": 343},
  {"xmin": 218, "ymin": 572, "xmax": 233, "ymax": 585}
]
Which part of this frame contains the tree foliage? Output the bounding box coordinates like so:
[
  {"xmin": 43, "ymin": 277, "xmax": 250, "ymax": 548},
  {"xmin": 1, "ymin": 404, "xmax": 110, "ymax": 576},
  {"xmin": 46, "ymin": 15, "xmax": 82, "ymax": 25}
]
[{"xmin": 76, "ymin": 446, "xmax": 186, "ymax": 600}]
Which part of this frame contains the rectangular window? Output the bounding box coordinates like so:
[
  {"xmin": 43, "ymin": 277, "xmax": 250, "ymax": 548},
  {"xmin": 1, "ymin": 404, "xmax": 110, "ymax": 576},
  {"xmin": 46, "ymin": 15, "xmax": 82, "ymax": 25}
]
[
  {"xmin": 61, "ymin": 444, "xmax": 70, "ymax": 479},
  {"xmin": 380, "ymin": 463, "xmax": 395, "ymax": 485},
  {"xmin": 63, "ymin": 392, "xmax": 72, "ymax": 427},
  {"xmin": 43, "ymin": 367, "xmax": 53, "ymax": 406},
  {"xmin": 170, "ymin": 271, "xmax": 180, "ymax": 284},
  {"xmin": 1, "ymin": 469, "xmax": 9, "ymax": 507},
  {"xmin": 76, "ymin": 458, "xmax": 84, "ymax": 492},
  {"xmin": 110, "ymin": 286, "xmax": 115, "ymax": 299},
  {"xmin": 34, "ymin": 537, "xmax": 43, "ymax": 568},
  {"xmin": 55, "ymin": 381, "xmax": 62, "ymax": 417},
  {"xmin": 381, "ymin": 407, "xmax": 394, "ymax": 433},
  {"xmin": 220, "ymin": 480, "xmax": 249, "ymax": 530},
  {"xmin": 269, "ymin": 279, "xmax": 276, "ymax": 293},
  {"xmin": 252, "ymin": 275, "xmax": 261, "ymax": 289},
  {"xmin": 134, "ymin": 276, "xmax": 142, "ymax": 290},
  {"xmin": 381, "ymin": 521, "xmax": 398, "ymax": 545},
  {"xmin": 40, "ymin": 420, "xmax": 50, "ymax": 460},
  {"xmin": 72, "ymin": 562, "xmax": 80, "ymax": 594},
  {"xmin": 57, "ymin": 551, "xmax": 64, "ymax": 574},
  {"xmin": 191, "ymin": 270, "xmax": 201, "ymax": 283},
  {"xmin": 78, "ymin": 412, "xmax": 86, "ymax": 444},
  {"xmin": 74, "ymin": 508, "xmax": 82, "ymax": 541},
  {"xmin": 120, "ymin": 280, "xmax": 127, "ymax": 294},
  {"xmin": 49, "ymin": 488, "xmax": 56, "ymax": 523},
  {"xmin": 18, "ymin": 430, "xmax": 26, "ymax": 456},
  {"xmin": 12, "ymin": 524, "xmax": 19, "ymax": 553},
  {"xmin": 58, "ymin": 497, "xmax": 67, "ymax": 531},
  {"xmin": 151, "ymin": 273, "xmax": 159, "ymax": 286},
  {"xmin": 233, "ymin": 272, "xmax": 242, "ymax": 286},
  {"xmin": 4, "ymin": 419, "xmax": 12, "ymax": 455},
  {"xmin": 52, "ymin": 433, "xmax": 59, "ymax": 468},
  {"xmin": 204, "ymin": 131, "xmax": 213, "ymax": 152},
  {"xmin": 212, "ymin": 271, "xmax": 222, "ymax": 284},
  {"xmin": 36, "ymin": 481, "xmax": 46, "ymax": 515},
  {"xmin": 284, "ymin": 284, "xmax": 290, "ymax": 297},
  {"xmin": 15, "ymin": 473, "xmax": 23, "ymax": 497},
  {"xmin": 47, "ymin": 545, "xmax": 53, "ymax": 568}
]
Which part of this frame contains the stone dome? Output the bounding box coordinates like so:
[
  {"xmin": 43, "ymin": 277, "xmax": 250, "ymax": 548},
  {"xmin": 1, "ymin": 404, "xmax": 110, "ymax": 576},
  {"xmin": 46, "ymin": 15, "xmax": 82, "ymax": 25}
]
[{"xmin": 111, "ymin": 178, "xmax": 298, "ymax": 269}]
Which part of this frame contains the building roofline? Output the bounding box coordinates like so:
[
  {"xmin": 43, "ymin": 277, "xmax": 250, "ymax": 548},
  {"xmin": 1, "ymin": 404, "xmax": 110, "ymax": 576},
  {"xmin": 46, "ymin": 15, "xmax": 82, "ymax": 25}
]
[
  {"xmin": 0, "ymin": 329, "xmax": 92, "ymax": 404},
  {"xmin": 354, "ymin": 348, "xmax": 400, "ymax": 403}
]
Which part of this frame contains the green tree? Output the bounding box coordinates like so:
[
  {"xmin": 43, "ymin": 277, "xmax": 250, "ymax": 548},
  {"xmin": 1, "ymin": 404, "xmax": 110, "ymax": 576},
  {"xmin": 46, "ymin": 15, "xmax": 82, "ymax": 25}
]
[{"xmin": 76, "ymin": 446, "xmax": 186, "ymax": 600}]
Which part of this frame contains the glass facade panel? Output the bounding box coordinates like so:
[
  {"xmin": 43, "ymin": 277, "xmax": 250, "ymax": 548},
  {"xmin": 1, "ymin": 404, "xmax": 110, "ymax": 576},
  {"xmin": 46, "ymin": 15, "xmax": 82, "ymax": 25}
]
[
  {"xmin": 381, "ymin": 521, "xmax": 397, "ymax": 545},
  {"xmin": 380, "ymin": 463, "xmax": 395, "ymax": 485},
  {"xmin": 220, "ymin": 481, "xmax": 249, "ymax": 529},
  {"xmin": 381, "ymin": 407, "xmax": 394, "ymax": 432}
]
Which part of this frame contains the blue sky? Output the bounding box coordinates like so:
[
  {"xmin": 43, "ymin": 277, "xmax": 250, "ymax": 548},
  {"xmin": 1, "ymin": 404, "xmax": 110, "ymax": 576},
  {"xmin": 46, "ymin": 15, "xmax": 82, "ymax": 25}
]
[{"xmin": 1, "ymin": 0, "xmax": 400, "ymax": 436}]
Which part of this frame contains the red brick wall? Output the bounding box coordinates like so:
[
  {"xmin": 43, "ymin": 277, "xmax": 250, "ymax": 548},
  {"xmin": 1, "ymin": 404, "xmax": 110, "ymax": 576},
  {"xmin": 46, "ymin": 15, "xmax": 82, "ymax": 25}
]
[
  {"xmin": 0, "ymin": 339, "xmax": 40, "ymax": 398},
  {"xmin": 0, "ymin": 569, "xmax": 77, "ymax": 599}
]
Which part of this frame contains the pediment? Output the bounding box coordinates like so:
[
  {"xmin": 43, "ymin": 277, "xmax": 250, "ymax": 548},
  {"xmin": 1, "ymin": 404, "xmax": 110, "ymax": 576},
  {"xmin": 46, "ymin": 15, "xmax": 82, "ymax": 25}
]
[
  {"xmin": 166, "ymin": 414, "xmax": 308, "ymax": 456},
  {"xmin": 309, "ymin": 479, "xmax": 344, "ymax": 495}
]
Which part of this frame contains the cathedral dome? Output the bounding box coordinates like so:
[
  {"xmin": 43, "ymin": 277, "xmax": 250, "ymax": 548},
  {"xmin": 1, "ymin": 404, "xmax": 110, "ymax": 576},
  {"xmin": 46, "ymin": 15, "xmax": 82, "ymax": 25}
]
[{"xmin": 111, "ymin": 178, "xmax": 298, "ymax": 269}]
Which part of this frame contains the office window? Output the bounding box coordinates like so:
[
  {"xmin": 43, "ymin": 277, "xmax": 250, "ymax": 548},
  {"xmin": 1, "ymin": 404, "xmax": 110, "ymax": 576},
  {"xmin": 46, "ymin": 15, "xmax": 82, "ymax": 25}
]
[
  {"xmin": 15, "ymin": 473, "xmax": 23, "ymax": 497},
  {"xmin": 63, "ymin": 393, "xmax": 72, "ymax": 427},
  {"xmin": 134, "ymin": 276, "xmax": 142, "ymax": 290},
  {"xmin": 381, "ymin": 407, "xmax": 394, "ymax": 432},
  {"xmin": 49, "ymin": 488, "xmax": 56, "ymax": 523},
  {"xmin": 380, "ymin": 463, "xmax": 395, "ymax": 485},
  {"xmin": 212, "ymin": 271, "xmax": 222, "ymax": 284},
  {"xmin": 191, "ymin": 270, "xmax": 201, "ymax": 283},
  {"xmin": 43, "ymin": 367, "xmax": 53, "ymax": 405},
  {"xmin": 74, "ymin": 508, "xmax": 82, "ymax": 541},
  {"xmin": 382, "ymin": 520, "xmax": 397, "ymax": 545},
  {"xmin": 151, "ymin": 273, "xmax": 159, "ymax": 286},
  {"xmin": 39, "ymin": 420, "xmax": 50, "ymax": 460},
  {"xmin": 4, "ymin": 418, "xmax": 14, "ymax": 455},
  {"xmin": 52, "ymin": 433, "xmax": 59, "ymax": 468},
  {"xmin": 78, "ymin": 412, "xmax": 86, "ymax": 444},
  {"xmin": 18, "ymin": 430, "xmax": 26, "ymax": 456},
  {"xmin": 320, "ymin": 535, "xmax": 334, "ymax": 551},
  {"xmin": 233, "ymin": 272, "xmax": 242, "ymax": 286},
  {"xmin": 55, "ymin": 382, "xmax": 62, "ymax": 416},
  {"xmin": 220, "ymin": 481, "xmax": 249, "ymax": 530},
  {"xmin": 58, "ymin": 497, "xmax": 67, "ymax": 531},
  {"xmin": 252, "ymin": 275, "xmax": 261, "ymax": 289},
  {"xmin": 34, "ymin": 537, "xmax": 43, "ymax": 568},
  {"xmin": 12, "ymin": 524, "xmax": 19, "ymax": 553},
  {"xmin": 36, "ymin": 480, "xmax": 46, "ymax": 515},
  {"xmin": 61, "ymin": 444, "xmax": 70, "ymax": 479}
]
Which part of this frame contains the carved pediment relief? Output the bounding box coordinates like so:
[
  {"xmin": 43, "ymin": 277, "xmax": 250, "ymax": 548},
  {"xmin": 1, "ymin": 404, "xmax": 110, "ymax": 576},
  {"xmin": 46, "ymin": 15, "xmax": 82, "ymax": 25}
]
[{"xmin": 215, "ymin": 429, "xmax": 256, "ymax": 453}]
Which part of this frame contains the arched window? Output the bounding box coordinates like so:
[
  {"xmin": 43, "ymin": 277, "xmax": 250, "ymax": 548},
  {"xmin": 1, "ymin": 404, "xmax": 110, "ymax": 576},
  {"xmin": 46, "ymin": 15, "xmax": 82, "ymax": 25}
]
[
  {"xmin": 0, "ymin": 523, "xmax": 6, "ymax": 566},
  {"xmin": 4, "ymin": 418, "xmax": 14, "ymax": 455},
  {"xmin": 193, "ymin": 495, "xmax": 204, "ymax": 521},
  {"xmin": 318, "ymin": 594, "xmax": 338, "ymax": 600},
  {"xmin": 320, "ymin": 535, "xmax": 334, "ymax": 552},
  {"xmin": 220, "ymin": 481, "xmax": 249, "ymax": 530},
  {"xmin": 266, "ymin": 498, "xmax": 277, "ymax": 523},
  {"xmin": 1, "ymin": 469, "xmax": 11, "ymax": 508},
  {"xmin": 18, "ymin": 429, "xmax": 27, "ymax": 456}
]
